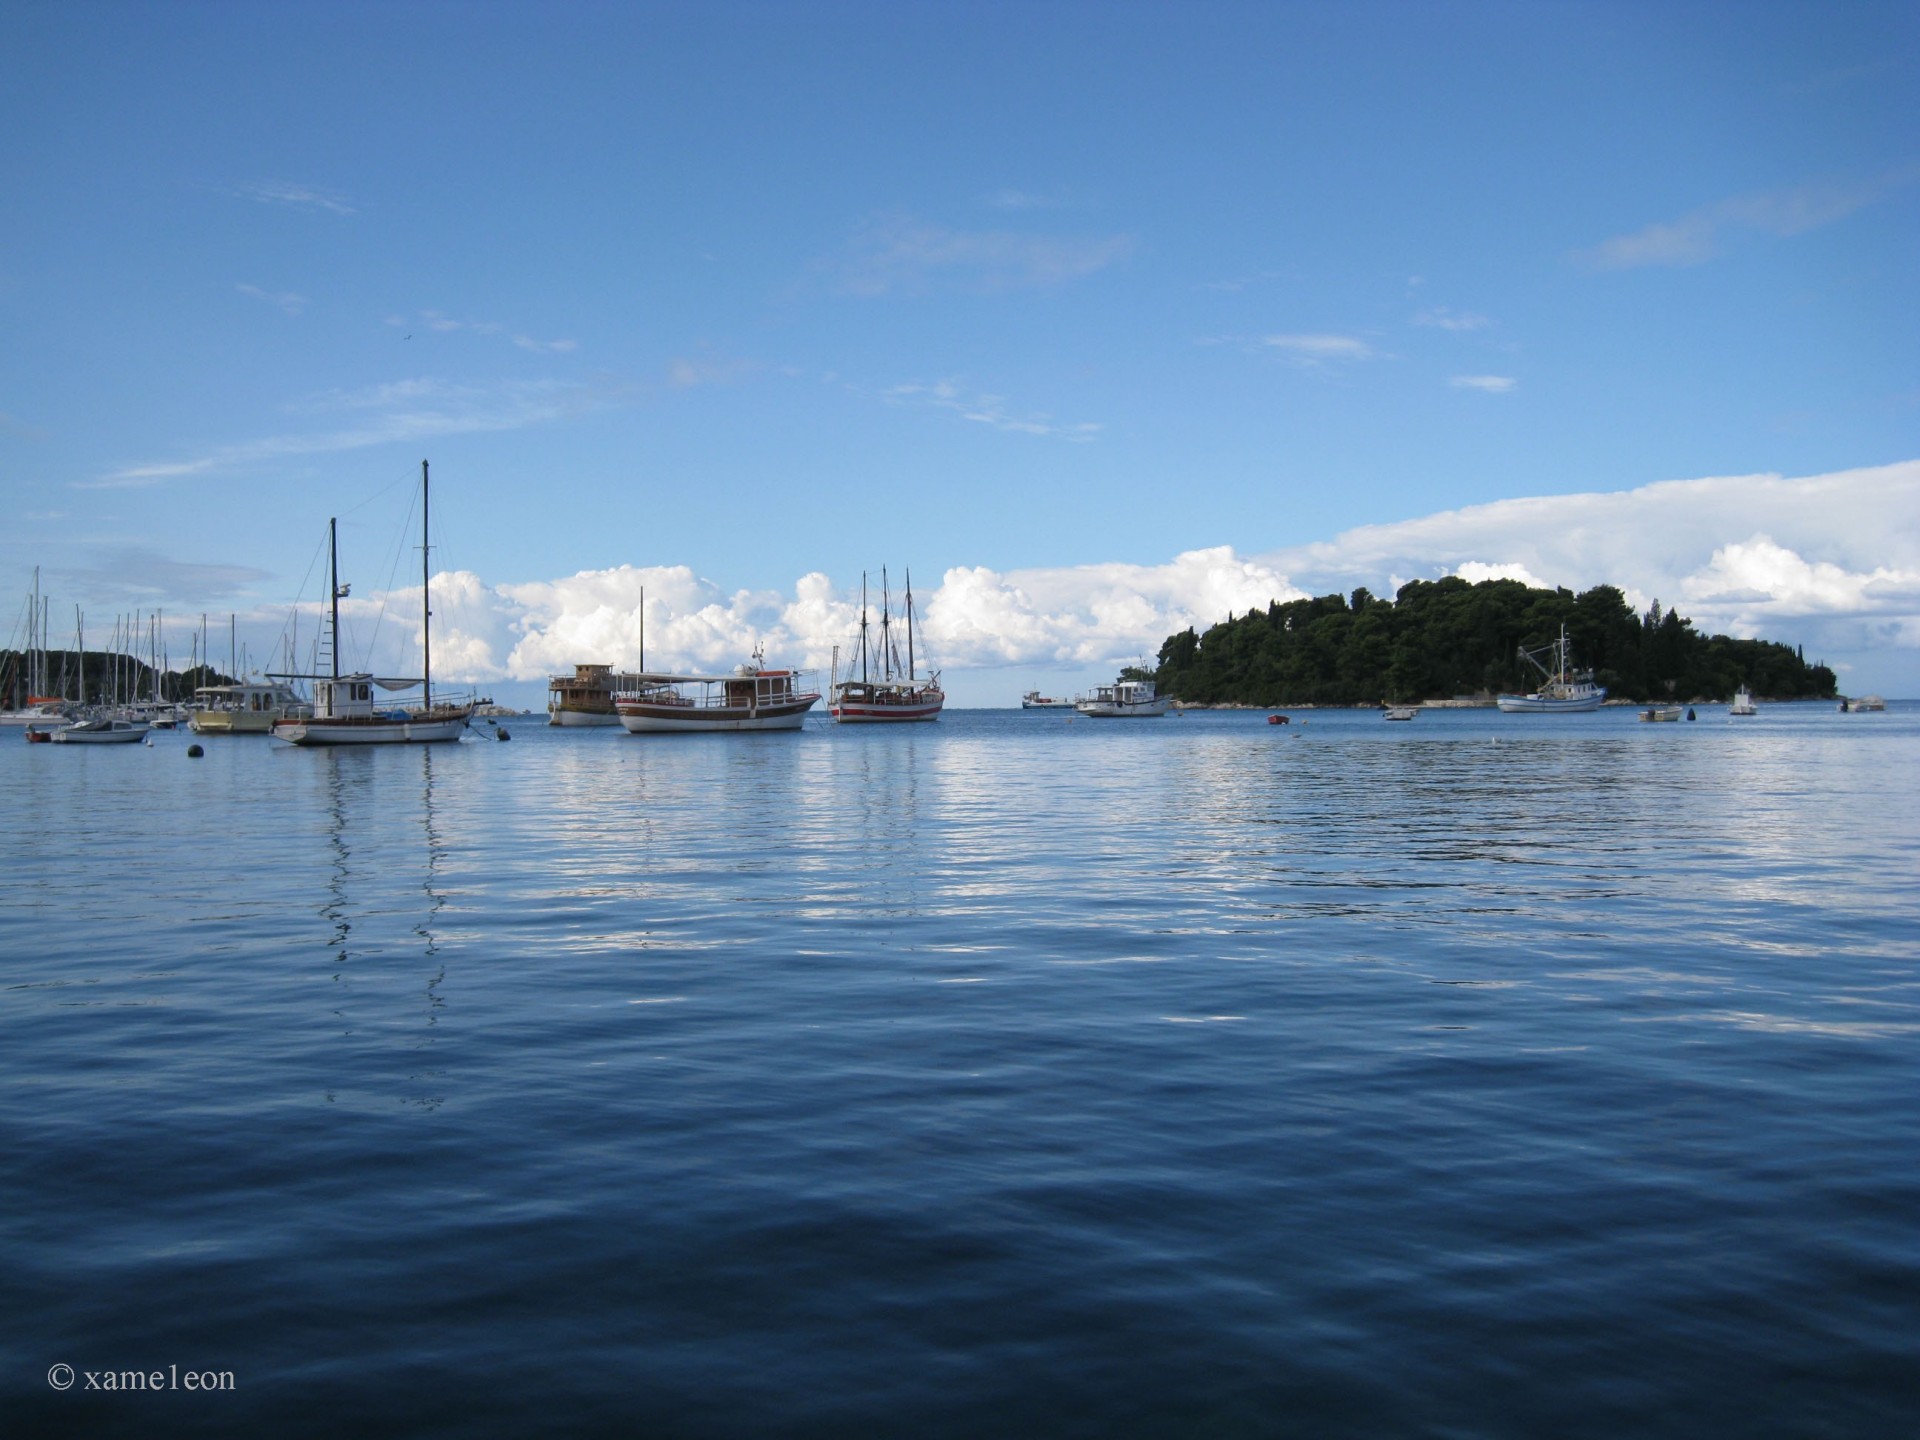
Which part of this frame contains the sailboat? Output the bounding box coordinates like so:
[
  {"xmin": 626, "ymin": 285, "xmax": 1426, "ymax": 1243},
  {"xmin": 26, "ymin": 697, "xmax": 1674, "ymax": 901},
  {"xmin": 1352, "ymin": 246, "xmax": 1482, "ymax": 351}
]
[
  {"xmin": 1495, "ymin": 624, "xmax": 1606, "ymax": 713},
  {"xmin": 271, "ymin": 461, "xmax": 476, "ymax": 745},
  {"xmin": 2, "ymin": 568, "xmax": 73, "ymax": 730},
  {"xmin": 829, "ymin": 569, "xmax": 944, "ymax": 723}
]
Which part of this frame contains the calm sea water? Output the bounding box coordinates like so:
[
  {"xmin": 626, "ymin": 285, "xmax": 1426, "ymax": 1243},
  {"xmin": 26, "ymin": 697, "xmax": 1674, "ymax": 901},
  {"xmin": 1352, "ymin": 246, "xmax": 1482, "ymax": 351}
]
[{"xmin": 4, "ymin": 703, "xmax": 1917, "ymax": 1437}]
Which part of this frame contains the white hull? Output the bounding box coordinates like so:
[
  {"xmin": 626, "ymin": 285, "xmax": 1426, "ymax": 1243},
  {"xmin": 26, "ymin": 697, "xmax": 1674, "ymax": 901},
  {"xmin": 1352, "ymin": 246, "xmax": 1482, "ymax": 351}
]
[
  {"xmin": 50, "ymin": 721, "xmax": 151, "ymax": 744},
  {"xmin": 274, "ymin": 710, "xmax": 472, "ymax": 745},
  {"xmin": 1075, "ymin": 699, "xmax": 1171, "ymax": 718},
  {"xmin": 1495, "ymin": 692, "xmax": 1604, "ymax": 713},
  {"xmin": 617, "ymin": 703, "xmax": 814, "ymax": 733},
  {"xmin": 548, "ymin": 707, "xmax": 621, "ymax": 727},
  {"xmin": 1384, "ymin": 706, "xmax": 1419, "ymax": 721}
]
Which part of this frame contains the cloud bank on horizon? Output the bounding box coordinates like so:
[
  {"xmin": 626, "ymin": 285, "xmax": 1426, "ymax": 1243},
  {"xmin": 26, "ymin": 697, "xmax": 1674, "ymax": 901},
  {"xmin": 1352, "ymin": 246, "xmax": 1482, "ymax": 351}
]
[{"xmin": 304, "ymin": 461, "xmax": 1919, "ymax": 691}]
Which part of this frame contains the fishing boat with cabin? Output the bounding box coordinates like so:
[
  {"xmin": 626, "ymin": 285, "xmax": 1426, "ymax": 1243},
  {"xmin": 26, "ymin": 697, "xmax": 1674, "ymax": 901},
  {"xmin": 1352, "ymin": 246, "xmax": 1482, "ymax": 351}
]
[{"xmin": 1495, "ymin": 625, "xmax": 1606, "ymax": 713}]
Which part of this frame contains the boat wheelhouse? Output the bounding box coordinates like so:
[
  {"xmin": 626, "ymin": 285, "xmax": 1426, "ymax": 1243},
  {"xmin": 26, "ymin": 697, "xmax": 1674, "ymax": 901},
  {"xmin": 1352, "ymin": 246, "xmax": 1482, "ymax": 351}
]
[{"xmin": 616, "ymin": 656, "xmax": 819, "ymax": 733}]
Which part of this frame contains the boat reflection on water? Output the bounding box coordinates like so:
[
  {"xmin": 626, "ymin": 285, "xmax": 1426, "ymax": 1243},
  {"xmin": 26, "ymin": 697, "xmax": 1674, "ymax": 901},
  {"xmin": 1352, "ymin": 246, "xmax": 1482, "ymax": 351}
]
[{"xmin": 314, "ymin": 745, "xmax": 453, "ymax": 1110}]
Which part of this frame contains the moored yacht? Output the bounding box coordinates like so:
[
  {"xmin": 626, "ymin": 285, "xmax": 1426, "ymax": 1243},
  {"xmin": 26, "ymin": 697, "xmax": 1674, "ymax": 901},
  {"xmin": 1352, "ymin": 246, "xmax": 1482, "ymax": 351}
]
[
  {"xmin": 829, "ymin": 570, "xmax": 943, "ymax": 723},
  {"xmin": 271, "ymin": 461, "xmax": 476, "ymax": 746},
  {"xmin": 189, "ymin": 680, "xmax": 311, "ymax": 735},
  {"xmin": 616, "ymin": 653, "xmax": 819, "ymax": 733},
  {"xmin": 1075, "ymin": 677, "xmax": 1170, "ymax": 718},
  {"xmin": 548, "ymin": 664, "xmax": 623, "ymax": 726},
  {"xmin": 49, "ymin": 715, "xmax": 151, "ymax": 744}
]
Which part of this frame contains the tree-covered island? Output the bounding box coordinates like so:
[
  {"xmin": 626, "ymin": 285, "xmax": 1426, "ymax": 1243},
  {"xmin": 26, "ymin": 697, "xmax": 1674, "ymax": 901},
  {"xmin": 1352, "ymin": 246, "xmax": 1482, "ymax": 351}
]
[{"xmin": 1153, "ymin": 577, "xmax": 1836, "ymax": 707}]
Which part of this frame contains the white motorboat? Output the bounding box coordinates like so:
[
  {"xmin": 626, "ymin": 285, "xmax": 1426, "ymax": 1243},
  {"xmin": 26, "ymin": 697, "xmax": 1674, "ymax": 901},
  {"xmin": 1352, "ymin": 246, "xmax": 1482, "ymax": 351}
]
[
  {"xmin": 1384, "ymin": 705, "xmax": 1419, "ymax": 721},
  {"xmin": 1075, "ymin": 677, "xmax": 1170, "ymax": 718},
  {"xmin": 50, "ymin": 716, "xmax": 151, "ymax": 744},
  {"xmin": 1729, "ymin": 686, "xmax": 1757, "ymax": 716},
  {"xmin": 1021, "ymin": 690, "xmax": 1075, "ymax": 709}
]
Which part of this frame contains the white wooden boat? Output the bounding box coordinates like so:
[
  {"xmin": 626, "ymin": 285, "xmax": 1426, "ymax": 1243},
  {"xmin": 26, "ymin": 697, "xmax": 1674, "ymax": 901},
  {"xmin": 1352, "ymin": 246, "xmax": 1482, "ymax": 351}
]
[
  {"xmin": 272, "ymin": 461, "xmax": 476, "ymax": 746},
  {"xmin": 1075, "ymin": 677, "xmax": 1170, "ymax": 718},
  {"xmin": 1639, "ymin": 705, "xmax": 1684, "ymax": 722},
  {"xmin": 1021, "ymin": 690, "xmax": 1075, "ymax": 709},
  {"xmin": 1383, "ymin": 705, "xmax": 1419, "ymax": 721},
  {"xmin": 616, "ymin": 654, "xmax": 819, "ymax": 733},
  {"xmin": 830, "ymin": 570, "xmax": 943, "ymax": 723},
  {"xmin": 1496, "ymin": 626, "xmax": 1606, "ymax": 713}
]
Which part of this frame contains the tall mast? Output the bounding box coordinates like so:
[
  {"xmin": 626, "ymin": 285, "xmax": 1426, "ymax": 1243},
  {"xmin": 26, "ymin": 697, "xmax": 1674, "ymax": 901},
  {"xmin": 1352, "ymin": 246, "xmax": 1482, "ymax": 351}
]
[
  {"xmin": 639, "ymin": 583, "xmax": 645, "ymax": 672},
  {"xmin": 328, "ymin": 519, "xmax": 341, "ymax": 682},
  {"xmin": 420, "ymin": 459, "xmax": 432, "ymax": 708},
  {"xmin": 905, "ymin": 569, "xmax": 915, "ymax": 683},
  {"xmin": 858, "ymin": 573, "xmax": 870, "ymax": 684},
  {"xmin": 880, "ymin": 567, "xmax": 892, "ymax": 682}
]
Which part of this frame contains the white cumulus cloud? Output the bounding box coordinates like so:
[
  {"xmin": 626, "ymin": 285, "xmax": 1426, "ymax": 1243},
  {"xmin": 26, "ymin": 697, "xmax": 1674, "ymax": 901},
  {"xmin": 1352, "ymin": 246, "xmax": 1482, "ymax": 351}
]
[{"xmin": 221, "ymin": 461, "xmax": 1920, "ymax": 703}]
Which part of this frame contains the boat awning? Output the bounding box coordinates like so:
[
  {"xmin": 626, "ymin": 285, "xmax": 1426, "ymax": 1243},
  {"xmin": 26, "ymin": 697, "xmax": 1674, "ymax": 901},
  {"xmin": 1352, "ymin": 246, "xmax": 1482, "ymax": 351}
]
[
  {"xmin": 267, "ymin": 671, "xmax": 422, "ymax": 690},
  {"xmin": 622, "ymin": 670, "xmax": 796, "ymax": 685}
]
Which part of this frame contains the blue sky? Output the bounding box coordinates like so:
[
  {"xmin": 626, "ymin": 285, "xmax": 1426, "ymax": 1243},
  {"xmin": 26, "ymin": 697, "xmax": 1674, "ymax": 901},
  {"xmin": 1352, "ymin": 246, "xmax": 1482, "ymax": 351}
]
[{"xmin": 4, "ymin": 1, "xmax": 1917, "ymax": 704}]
